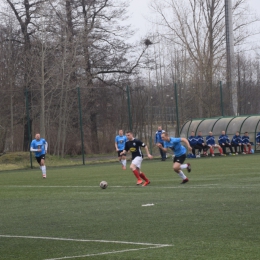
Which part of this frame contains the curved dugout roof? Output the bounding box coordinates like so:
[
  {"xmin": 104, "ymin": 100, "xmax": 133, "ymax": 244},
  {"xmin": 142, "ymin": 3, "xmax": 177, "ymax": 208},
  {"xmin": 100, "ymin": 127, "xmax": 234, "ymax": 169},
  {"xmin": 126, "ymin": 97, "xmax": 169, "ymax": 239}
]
[{"xmin": 180, "ymin": 115, "xmax": 260, "ymax": 150}]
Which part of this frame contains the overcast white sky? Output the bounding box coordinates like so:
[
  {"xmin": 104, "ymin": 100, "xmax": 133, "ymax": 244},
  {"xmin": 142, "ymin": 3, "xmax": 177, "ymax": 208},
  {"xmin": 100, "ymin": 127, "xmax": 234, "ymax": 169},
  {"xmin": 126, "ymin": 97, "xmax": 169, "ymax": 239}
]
[{"xmin": 128, "ymin": 0, "xmax": 260, "ymax": 51}]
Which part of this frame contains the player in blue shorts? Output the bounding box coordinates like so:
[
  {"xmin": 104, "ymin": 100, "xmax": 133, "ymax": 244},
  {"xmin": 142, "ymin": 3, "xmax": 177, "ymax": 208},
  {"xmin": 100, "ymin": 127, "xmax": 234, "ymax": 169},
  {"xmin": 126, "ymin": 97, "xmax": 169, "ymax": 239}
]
[
  {"xmin": 115, "ymin": 130, "xmax": 127, "ymax": 170},
  {"xmin": 30, "ymin": 133, "xmax": 48, "ymax": 178},
  {"xmin": 157, "ymin": 132, "xmax": 192, "ymax": 184}
]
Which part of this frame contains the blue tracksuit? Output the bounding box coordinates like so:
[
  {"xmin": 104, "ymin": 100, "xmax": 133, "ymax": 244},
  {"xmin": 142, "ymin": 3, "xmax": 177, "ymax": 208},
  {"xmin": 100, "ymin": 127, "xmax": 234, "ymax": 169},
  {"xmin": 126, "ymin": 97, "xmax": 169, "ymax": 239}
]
[
  {"xmin": 188, "ymin": 136, "xmax": 197, "ymax": 146},
  {"xmin": 155, "ymin": 130, "xmax": 165, "ymax": 144},
  {"xmin": 256, "ymin": 132, "xmax": 260, "ymax": 143},
  {"xmin": 231, "ymin": 135, "xmax": 242, "ymax": 145},
  {"xmin": 206, "ymin": 136, "xmax": 216, "ymax": 146},
  {"xmin": 218, "ymin": 135, "xmax": 230, "ymax": 144},
  {"xmin": 242, "ymin": 135, "xmax": 250, "ymax": 144},
  {"xmin": 196, "ymin": 135, "xmax": 205, "ymax": 145}
]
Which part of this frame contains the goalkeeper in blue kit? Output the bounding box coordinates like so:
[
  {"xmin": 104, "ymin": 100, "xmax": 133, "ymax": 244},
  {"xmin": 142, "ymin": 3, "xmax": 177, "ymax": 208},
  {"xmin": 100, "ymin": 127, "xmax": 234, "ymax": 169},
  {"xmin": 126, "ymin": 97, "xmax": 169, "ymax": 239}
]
[{"xmin": 30, "ymin": 133, "xmax": 48, "ymax": 178}]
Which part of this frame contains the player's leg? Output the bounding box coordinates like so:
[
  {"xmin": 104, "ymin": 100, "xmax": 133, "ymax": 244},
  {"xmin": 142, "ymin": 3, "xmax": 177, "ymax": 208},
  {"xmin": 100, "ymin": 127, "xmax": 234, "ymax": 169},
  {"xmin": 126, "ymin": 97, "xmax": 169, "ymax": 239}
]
[
  {"xmin": 40, "ymin": 155, "xmax": 46, "ymax": 178},
  {"xmin": 247, "ymin": 143, "xmax": 252, "ymax": 154},
  {"xmin": 130, "ymin": 157, "xmax": 143, "ymax": 185},
  {"xmin": 173, "ymin": 155, "xmax": 189, "ymax": 184},
  {"xmin": 216, "ymin": 144, "xmax": 223, "ymax": 155},
  {"xmin": 139, "ymin": 169, "xmax": 150, "ymax": 187},
  {"xmin": 191, "ymin": 146, "xmax": 196, "ymax": 156},
  {"xmin": 221, "ymin": 144, "xmax": 226, "ymax": 154},
  {"xmin": 232, "ymin": 143, "xmax": 237, "ymax": 154},
  {"xmin": 120, "ymin": 151, "xmax": 127, "ymax": 169},
  {"xmin": 208, "ymin": 145, "xmax": 214, "ymax": 156},
  {"xmin": 228, "ymin": 144, "xmax": 234, "ymax": 154},
  {"xmin": 242, "ymin": 144, "xmax": 247, "ymax": 154}
]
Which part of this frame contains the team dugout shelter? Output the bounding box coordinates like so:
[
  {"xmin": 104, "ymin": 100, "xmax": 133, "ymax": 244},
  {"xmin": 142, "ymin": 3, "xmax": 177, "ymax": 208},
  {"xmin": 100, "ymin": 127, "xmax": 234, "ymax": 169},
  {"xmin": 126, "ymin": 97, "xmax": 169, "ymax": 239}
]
[{"xmin": 180, "ymin": 115, "xmax": 260, "ymax": 152}]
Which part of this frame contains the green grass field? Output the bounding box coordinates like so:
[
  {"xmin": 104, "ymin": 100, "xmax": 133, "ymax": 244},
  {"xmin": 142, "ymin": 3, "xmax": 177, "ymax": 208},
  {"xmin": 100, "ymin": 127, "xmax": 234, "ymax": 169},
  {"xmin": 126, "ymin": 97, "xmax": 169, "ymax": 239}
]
[{"xmin": 0, "ymin": 155, "xmax": 260, "ymax": 260}]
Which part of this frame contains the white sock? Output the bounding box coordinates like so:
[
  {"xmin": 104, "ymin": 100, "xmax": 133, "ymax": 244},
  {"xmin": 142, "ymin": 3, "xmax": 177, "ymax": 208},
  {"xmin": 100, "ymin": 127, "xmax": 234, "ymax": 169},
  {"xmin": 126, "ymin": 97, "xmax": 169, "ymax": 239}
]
[
  {"xmin": 41, "ymin": 166, "xmax": 46, "ymax": 175},
  {"xmin": 178, "ymin": 170, "xmax": 187, "ymax": 180},
  {"xmin": 180, "ymin": 164, "xmax": 188, "ymax": 169},
  {"xmin": 122, "ymin": 159, "xmax": 126, "ymax": 167}
]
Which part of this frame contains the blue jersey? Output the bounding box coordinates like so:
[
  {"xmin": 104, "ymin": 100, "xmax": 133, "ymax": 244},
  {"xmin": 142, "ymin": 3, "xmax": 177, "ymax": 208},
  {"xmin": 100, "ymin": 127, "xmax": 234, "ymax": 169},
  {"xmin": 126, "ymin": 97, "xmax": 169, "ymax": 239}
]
[
  {"xmin": 218, "ymin": 135, "xmax": 230, "ymax": 144},
  {"xmin": 242, "ymin": 135, "xmax": 250, "ymax": 144},
  {"xmin": 231, "ymin": 135, "xmax": 242, "ymax": 145},
  {"xmin": 164, "ymin": 137, "xmax": 186, "ymax": 157},
  {"xmin": 188, "ymin": 136, "xmax": 197, "ymax": 146},
  {"xmin": 196, "ymin": 136, "xmax": 204, "ymax": 145},
  {"xmin": 256, "ymin": 132, "xmax": 260, "ymax": 143},
  {"xmin": 115, "ymin": 135, "xmax": 127, "ymax": 150},
  {"xmin": 30, "ymin": 138, "xmax": 47, "ymax": 157},
  {"xmin": 206, "ymin": 136, "xmax": 216, "ymax": 146}
]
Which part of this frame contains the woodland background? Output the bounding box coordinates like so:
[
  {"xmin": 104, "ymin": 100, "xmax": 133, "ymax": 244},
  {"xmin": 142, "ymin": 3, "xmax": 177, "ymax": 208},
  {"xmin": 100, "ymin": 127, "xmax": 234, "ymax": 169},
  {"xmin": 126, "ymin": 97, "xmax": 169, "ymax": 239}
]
[{"xmin": 0, "ymin": 0, "xmax": 260, "ymax": 156}]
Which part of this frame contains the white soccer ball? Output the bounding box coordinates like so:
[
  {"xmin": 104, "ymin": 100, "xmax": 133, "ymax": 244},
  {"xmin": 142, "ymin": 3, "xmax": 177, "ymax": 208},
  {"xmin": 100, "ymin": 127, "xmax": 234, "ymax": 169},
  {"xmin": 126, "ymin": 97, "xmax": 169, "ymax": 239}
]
[{"xmin": 100, "ymin": 181, "xmax": 108, "ymax": 189}]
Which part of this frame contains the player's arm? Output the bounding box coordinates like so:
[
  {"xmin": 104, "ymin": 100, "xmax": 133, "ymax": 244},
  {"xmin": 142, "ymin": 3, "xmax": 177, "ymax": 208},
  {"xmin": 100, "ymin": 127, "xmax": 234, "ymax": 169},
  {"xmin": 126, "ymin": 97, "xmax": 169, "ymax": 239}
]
[
  {"xmin": 157, "ymin": 143, "xmax": 168, "ymax": 152},
  {"xmin": 45, "ymin": 141, "xmax": 48, "ymax": 153},
  {"xmin": 181, "ymin": 138, "xmax": 192, "ymax": 151},
  {"xmin": 144, "ymin": 145, "xmax": 153, "ymax": 159},
  {"xmin": 30, "ymin": 147, "xmax": 38, "ymax": 152},
  {"xmin": 120, "ymin": 143, "xmax": 128, "ymax": 155},
  {"xmin": 30, "ymin": 141, "xmax": 39, "ymax": 152},
  {"xmin": 114, "ymin": 137, "xmax": 119, "ymax": 151}
]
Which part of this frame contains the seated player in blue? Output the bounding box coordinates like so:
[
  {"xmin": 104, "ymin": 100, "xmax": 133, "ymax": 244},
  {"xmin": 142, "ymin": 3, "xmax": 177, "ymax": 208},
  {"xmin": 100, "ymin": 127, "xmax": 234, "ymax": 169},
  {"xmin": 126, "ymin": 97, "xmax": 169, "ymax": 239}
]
[
  {"xmin": 256, "ymin": 131, "xmax": 260, "ymax": 147},
  {"xmin": 218, "ymin": 130, "xmax": 234, "ymax": 155},
  {"xmin": 115, "ymin": 129, "xmax": 127, "ymax": 170},
  {"xmin": 188, "ymin": 131, "xmax": 199, "ymax": 157},
  {"xmin": 30, "ymin": 133, "xmax": 48, "ymax": 178},
  {"xmin": 206, "ymin": 131, "xmax": 223, "ymax": 156},
  {"xmin": 196, "ymin": 131, "xmax": 209, "ymax": 156},
  {"xmin": 157, "ymin": 132, "xmax": 192, "ymax": 184},
  {"xmin": 231, "ymin": 131, "xmax": 243, "ymax": 154},
  {"xmin": 242, "ymin": 132, "xmax": 252, "ymax": 154}
]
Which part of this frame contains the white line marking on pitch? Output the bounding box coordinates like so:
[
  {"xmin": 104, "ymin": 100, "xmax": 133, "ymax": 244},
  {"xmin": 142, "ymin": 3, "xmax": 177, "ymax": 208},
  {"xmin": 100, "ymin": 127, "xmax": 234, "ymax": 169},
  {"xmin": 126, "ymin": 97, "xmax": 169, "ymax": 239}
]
[
  {"xmin": 44, "ymin": 245, "xmax": 170, "ymax": 260},
  {"xmin": 0, "ymin": 235, "xmax": 172, "ymax": 247},
  {"xmin": 0, "ymin": 235, "xmax": 172, "ymax": 260}
]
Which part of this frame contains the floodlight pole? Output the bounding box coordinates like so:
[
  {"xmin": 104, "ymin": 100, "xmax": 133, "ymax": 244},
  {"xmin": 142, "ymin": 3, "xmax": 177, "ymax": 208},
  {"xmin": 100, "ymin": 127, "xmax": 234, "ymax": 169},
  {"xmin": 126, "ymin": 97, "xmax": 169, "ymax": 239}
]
[{"xmin": 225, "ymin": 0, "xmax": 237, "ymax": 115}]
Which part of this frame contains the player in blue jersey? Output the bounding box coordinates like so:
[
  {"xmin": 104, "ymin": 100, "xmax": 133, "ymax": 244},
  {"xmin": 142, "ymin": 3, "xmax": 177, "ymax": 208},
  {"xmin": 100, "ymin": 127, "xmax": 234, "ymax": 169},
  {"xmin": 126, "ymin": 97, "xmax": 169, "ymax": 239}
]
[
  {"xmin": 155, "ymin": 126, "xmax": 166, "ymax": 161},
  {"xmin": 206, "ymin": 131, "xmax": 223, "ymax": 156},
  {"xmin": 242, "ymin": 132, "xmax": 252, "ymax": 154},
  {"xmin": 115, "ymin": 130, "xmax": 127, "ymax": 170},
  {"xmin": 188, "ymin": 131, "xmax": 200, "ymax": 157},
  {"xmin": 121, "ymin": 131, "xmax": 153, "ymax": 186},
  {"xmin": 30, "ymin": 133, "xmax": 48, "ymax": 178},
  {"xmin": 231, "ymin": 131, "xmax": 243, "ymax": 154},
  {"xmin": 218, "ymin": 131, "xmax": 234, "ymax": 155},
  {"xmin": 256, "ymin": 131, "xmax": 260, "ymax": 146},
  {"xmin": 157, "ymin": 132, "xmax": 192, "ymax": 184}
]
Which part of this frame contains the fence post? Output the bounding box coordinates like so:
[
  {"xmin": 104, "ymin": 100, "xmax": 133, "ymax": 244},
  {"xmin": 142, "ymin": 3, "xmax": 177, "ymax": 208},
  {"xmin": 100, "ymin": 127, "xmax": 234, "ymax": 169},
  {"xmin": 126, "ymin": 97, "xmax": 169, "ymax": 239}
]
[
  {"xmin": 126, "ymin": 85, "xmax": 132, "ymax": 131},
  {"xmin": 77, "ymin": 86, "xmax": 85, "ymax": 165},
  {"xmin": 174, "ymin": 83, "xmax": 180, "ymax": 136},
  {"xmin": 25, "ymin": 88, "xmax": 33, "ymax": 169}
]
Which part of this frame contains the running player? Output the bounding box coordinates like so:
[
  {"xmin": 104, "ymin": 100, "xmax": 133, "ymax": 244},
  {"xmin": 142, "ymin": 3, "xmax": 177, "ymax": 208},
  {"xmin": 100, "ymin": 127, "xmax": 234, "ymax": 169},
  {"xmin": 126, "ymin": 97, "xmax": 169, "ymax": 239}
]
[
  {"xmin": 30, "ymin": 133, "xmax": 48, "ymax": 178},
  {"xmin": 157, "ymin": 132, "xmax": 192, "ymax": 184},
  {"xmin": 121, "ymin": 131, "xmax": 153, "ymax": 186},
  {"xmin": 115, "ymin": 130, "xmax": 127, "ymax": 170}
]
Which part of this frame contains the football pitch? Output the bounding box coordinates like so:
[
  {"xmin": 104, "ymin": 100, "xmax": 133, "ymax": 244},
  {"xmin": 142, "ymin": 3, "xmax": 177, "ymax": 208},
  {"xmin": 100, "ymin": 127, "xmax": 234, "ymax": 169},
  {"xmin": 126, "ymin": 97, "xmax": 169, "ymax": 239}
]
[{"xmin": 0, "ymin": 155, "xmax": 260, "ymax": 260}]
